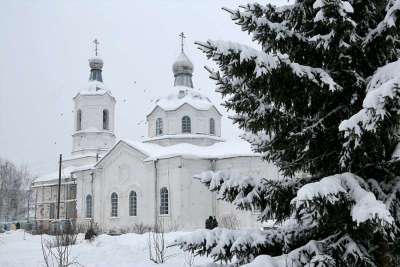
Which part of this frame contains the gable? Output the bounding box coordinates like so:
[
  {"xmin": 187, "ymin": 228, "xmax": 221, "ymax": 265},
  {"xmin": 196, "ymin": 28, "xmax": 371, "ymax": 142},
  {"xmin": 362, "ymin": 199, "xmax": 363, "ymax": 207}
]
[{"xmin": 96, "ymin": 140, "xmax": 149, "ymax": 169}]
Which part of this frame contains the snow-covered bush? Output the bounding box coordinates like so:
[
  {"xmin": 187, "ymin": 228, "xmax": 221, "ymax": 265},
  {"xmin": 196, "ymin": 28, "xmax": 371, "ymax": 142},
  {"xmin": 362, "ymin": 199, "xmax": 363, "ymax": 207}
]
[{"xmin": 177, "ymin": 0, "xmax": 400, "ymax": 266}]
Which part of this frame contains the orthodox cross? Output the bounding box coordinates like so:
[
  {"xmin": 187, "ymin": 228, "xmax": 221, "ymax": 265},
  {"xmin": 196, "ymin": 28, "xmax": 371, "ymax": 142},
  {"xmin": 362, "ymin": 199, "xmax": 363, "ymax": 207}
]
[
  {"xmin": 93, "ymin": 39, "xmax": 99, "ymax": 56},
  {"xmin": 179, "ymin": 32, "xmax": 186, "ymax": 52}
]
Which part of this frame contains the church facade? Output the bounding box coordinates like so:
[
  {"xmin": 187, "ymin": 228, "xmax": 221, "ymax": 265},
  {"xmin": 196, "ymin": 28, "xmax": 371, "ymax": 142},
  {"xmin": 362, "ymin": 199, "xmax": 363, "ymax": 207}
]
[{"xmin": 31, "ymin": 46, "xmax": 281, "ymax": 232}]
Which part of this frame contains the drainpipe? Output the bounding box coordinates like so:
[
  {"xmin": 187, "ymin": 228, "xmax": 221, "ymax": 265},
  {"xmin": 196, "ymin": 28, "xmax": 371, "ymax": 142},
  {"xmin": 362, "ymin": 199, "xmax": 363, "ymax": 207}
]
[
  {"xmin": 153, "ymin": 159, "xmax": 159, "ymax": 227},
  {"xmin": 210, "ymin": 159, "xmax": 217, "ymax": 217},
  {"xmin": 90, "ymin": 171, "xmax": 94, "ymax": 228}
]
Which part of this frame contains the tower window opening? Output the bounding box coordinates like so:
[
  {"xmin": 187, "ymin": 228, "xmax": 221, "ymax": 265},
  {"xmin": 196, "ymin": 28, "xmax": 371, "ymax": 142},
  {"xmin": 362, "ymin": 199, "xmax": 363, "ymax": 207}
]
[
  {"xmin": 77, "ymin": 110, "xmax": 82, "ymax": 131},
  {"xmin": 182, "ymin": 116, "xmax": 191, "ymax": 133},
  {"xmin": 210, "ymin": 118, "xmax": 215, "ymax": 135},
  {"xmin": 156, "ymin": 118, "xmax": 163, "ymax": 136},
  {"xmin": 103, "ymin": 109, "xmax": 109, "ymax": 130}
]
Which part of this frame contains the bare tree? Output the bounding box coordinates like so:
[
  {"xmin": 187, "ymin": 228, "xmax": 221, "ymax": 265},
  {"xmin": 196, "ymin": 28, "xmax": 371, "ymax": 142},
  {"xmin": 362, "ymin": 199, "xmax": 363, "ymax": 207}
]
[
  {"xmin": 0, "ymin": 158, "xmax": 32, "ymax": 223},
  {"xmin": 183, "ymin": 251, "xmax": 195, "ymax": 267},
  {"xmin": 41, "ymin": 221, "xmax": 80, "ymax": 267},
  {"xmin": 148, "ymin": 220, "xmax": 176, "ymax": 264}
]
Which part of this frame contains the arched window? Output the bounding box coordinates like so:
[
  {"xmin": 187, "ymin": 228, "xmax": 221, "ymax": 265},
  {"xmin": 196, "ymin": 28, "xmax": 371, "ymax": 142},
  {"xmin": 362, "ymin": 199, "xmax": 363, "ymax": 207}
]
[
  {"xmin": 160, "ymin": 187, "xmax": 169, "ymax": 215},
  {"xmin": 209, "ymin": 118, "xmax": 215, "ymax": 135},
  {"xmin": 86, "ymin": 194, "xmax": 92, "ymax": 218},
  {"xmin": 181, "ymin": 116, "xmax": 191, "ymax": 133},
  {"xmin": 156, "ymin": 118, "xmax": 163, "ymax": 136},
  {"xmin": 129, "ymin": 191, "xmax": 137, "ymax": 216},
  {"xmin": 111, "ymin": 192, "xmax": 118, "ymax": 217},
  {"xmin": 76, "ymin": 110, "xmax": 82, "ymax": 131},
  {"xmin": 103, "ymin": 109, "xmax": 109, "ymax": 130}
]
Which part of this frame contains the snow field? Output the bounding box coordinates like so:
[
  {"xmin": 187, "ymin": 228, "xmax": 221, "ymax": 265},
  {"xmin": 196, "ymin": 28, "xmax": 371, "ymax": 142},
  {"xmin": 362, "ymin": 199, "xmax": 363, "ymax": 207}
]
[{"xmin": 0, "ymin": 230, "xmax": 214, "ymax": 267}]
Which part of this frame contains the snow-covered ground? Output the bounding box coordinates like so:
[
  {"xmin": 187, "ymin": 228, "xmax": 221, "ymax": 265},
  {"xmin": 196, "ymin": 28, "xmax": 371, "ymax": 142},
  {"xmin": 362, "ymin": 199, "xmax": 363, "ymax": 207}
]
[{"xmin": 0, "ymin": 230, "xmax": 214, "ymax": 267}]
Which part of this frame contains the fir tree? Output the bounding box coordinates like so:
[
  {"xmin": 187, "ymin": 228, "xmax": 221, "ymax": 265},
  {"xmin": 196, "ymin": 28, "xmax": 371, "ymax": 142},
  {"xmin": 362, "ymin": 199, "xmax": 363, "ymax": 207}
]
[{"xmin": 177, "ymin": 1, "xmax": 400, "ymax": 266}]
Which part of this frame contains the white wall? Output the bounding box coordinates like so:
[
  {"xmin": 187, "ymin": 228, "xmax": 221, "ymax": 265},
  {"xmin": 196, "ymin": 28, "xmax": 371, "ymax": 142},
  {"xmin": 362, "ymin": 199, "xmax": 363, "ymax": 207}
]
[
  {"xmin": 75, "ymin": 143, "xmax": 281, "ymax": 232},
  {"xmin": 147, "ymin": 104, "xmax": 221, "ymax": 138},
  {"xmin": 90, "ymin": 142, "xmax": 156, "ymax": 232},
  {"xmin": 72, "ymin": 93, "xmax": 116, "ymax": 156}
]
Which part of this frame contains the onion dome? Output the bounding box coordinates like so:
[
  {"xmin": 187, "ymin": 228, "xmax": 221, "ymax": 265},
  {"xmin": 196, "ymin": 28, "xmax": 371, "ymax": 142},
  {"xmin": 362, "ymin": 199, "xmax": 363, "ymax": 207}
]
[
  {"xmin": 172, "ymin": 52, "xmax": 194, "ymax": 88},
  {"xmin": 88, "ymin": 57, "xmax": 104, "ymax": 83}
]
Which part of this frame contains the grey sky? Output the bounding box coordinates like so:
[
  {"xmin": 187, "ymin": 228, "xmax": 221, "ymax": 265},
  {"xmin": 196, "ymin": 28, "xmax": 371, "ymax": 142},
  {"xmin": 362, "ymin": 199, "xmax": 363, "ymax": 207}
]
[{"xmin": 0, "ymin": 0, "xmax": 290, "ymax": 175}]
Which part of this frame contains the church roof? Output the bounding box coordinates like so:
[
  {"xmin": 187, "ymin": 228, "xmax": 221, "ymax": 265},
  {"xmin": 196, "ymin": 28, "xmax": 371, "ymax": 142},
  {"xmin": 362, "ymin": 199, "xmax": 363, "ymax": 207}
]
[
  {"xmin": 147, "ymin": 86, "xmax": 221, "ymax": 116},
  {"xmin": 143, "ymin": 133, "xmax": 225, "ymax": 143},
  {"xmin": 33, "ymin": 164, "xmax": 94, "ymax": 185},
  {"xmin": 74, "ymin": 81, "xmax": 113, "ymax": 98},
  {"xmin": 97, "ymin": 139, "xmax": 259, "ymax": 164}
]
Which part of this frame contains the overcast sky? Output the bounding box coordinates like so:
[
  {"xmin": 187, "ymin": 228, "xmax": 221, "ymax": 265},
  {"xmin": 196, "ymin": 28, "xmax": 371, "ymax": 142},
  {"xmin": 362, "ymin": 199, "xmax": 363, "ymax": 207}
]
[{"xmin": 0, "ymin": 0, "xmax": 290, "ymax": 175}]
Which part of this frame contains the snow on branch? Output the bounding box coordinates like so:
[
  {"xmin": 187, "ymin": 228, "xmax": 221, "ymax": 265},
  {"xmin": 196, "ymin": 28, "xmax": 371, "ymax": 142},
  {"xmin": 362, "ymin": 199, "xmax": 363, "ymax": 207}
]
[
  {"xmin": 194, "ymin": 170, "xmax": 265, "ymax": 209},
  {"xmin": 241, "ymin": 234, "xmax": 374, "ymax": 267},
  {"xmin": 229, "ymin": 3, "xmax": 305, "ymax": 42},
  {"xmin": 339, "ymin": 59, "xmax": 400, "ymax": 147},
  {"xmin": 291, "ymin": 172, "xmax": 393, "ymax": 225},
  {"xmin": 176, "ymin": 228, "xmax": 283, "ymax": 264},
  {"xmin": 364, "ymin": 0, "xmax": 400, "ymax": 44},
  {"xmin": 196, "ymin": 40, "xmax": 341, "ymax": 92},
  {"xmin": 194, "ymin": 170, "xmax": 317, "ymax": 224}
]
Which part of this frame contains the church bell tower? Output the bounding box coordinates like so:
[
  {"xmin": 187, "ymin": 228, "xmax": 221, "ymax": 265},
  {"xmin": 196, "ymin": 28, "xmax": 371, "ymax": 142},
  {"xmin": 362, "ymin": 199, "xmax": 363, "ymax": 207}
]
[{"xmin": 71, "ymin": 40, "xmax": 116, "ymax": 156}]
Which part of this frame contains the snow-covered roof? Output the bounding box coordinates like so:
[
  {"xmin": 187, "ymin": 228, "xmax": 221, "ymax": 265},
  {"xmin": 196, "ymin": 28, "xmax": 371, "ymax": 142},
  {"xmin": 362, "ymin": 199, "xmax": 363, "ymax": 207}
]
[
  {"xmin": 143, "ymin": 134, "xmax": 225, "ymax": 142},
  {"xmin": 74, "ymin": 81, "xmax": 112, "ymax": 97},
  {"xmin": 116, "ymin": 139, "xmax": 259, "ymax": 162},
  {"xmin": 148, "ymin": 86, "xmax": 220, "ymax": 116},
  {"xmin": 33, "ymin": 164, "xmax": 94, "ymax": 184}
]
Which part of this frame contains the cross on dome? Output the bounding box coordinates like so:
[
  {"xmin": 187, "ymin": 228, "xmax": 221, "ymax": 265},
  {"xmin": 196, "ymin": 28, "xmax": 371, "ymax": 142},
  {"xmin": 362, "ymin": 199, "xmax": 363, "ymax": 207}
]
[
  {"xmin": 173, "ymin": 32, "xmax": 193, "ymax": 88},
  {"xmin": 179, "ymin": 32, "xmax": 185, "ymax": 53},
  {"xmin": 88, "ymin": 39, "xmax": 104, "ymax": 83},
  {"xmin": 93, "ymin": 39, "xmax": 100, "ymax": 56}
]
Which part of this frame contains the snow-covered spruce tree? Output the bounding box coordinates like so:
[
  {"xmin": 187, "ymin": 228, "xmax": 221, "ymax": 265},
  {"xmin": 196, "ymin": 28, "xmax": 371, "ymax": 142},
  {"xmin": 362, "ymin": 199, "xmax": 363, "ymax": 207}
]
[{"xmin": 177, "ymin": 1, "xmax": 400, "ymax": 266}]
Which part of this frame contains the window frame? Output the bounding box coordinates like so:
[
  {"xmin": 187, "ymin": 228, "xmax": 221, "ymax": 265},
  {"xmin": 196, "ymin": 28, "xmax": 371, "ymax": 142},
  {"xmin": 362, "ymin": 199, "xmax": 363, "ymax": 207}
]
[
  {"xmin": 209, "ymin": 118, "xmax": 215, "ymax": 135},
  {"xmin": 103, "ymin": 109, "xmax": 109, "ymax": 130},
  {"xmin": 49, "ymin": 203, "xmax": 55, "ymax": 219},
  {"xmin": 129, "ymin": 191, "xmax": 137, "ymax": 216},
  {"xmin": 181, "ymin": 116, "xmax": 191, "ymax": 134},
  {"xmin": 160, "ymin": 187, "xmax": 169, "ymax": 215},
  {"xmin": 76, "ymin": 109, "xmax": 82, "ymax": 131},
  {"xmin": 156, "ymin": 118, "xmax": 163, "ymax": 136},
  {"xmin": 111, "ymin": 192, "xmax": 118, "ymax": 217},
  {"xmin": 86, "ymin": 194, "xmax": 93, "ymax": 218}
]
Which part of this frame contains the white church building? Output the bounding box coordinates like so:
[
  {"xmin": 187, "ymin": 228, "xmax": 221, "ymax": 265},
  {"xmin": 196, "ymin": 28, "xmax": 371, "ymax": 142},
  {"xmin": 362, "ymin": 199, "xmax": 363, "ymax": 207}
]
[{"xmin": 31, "ymin": 44, "xmax": 280, "ymax": 232}]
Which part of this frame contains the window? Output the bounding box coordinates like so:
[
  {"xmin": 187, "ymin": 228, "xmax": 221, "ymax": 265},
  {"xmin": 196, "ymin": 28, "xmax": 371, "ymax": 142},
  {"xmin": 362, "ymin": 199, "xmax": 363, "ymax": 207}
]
[
  {"xmin": 86, "ymin": 195, "xmax": 93, "ymax": 218},
  {"xmin": 49, "ymin": 203, "xmax": 55, "ymax": 219},
  {"xmin": 111, "ymin": 192, "xmax": 118, "ymax": 217},
  {"xmin": 103, "ymin": 109, "xmax": 109, "ymax": 130},
  {"xmin": 209, "ymin": 118, "xmax": 215, "ymax": 135},
  {"xmin": 129, "ymin": 191, "xmax": 137, "ymax": 216},
  {"xmin": 67, "ymin": 184, "xmax": 77, "ymax": 200},
  {"xmin": 156, "ymin": 118, "xmax": 163, "ymax": 136},
  {"xmin": 76, "ymin": 110, "xmax": 82, "ymax": 131},
  {"xmin": 181, "ymin": 116, "xmax": 191, "ymax": 133},
  {"xmin": 160, "ymin": 187, "xmax": 169, "ymax": 215},
  {"xmin": 10, "ymin": 199, "xmax": 17, "ymax": 209}
]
